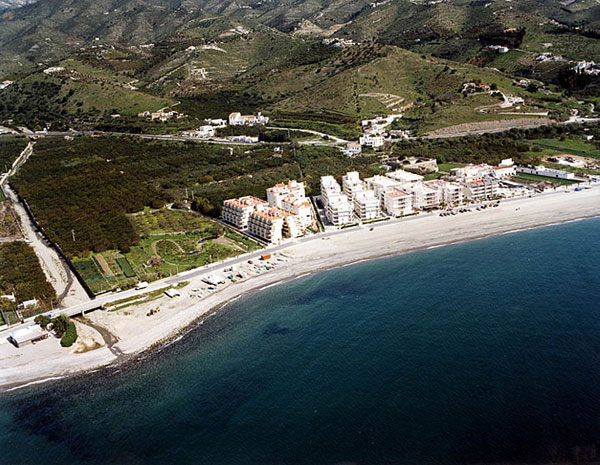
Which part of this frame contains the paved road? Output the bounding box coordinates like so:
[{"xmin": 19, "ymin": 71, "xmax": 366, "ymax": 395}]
[{"xmin": 4, "ymin": 182, "xmax": 597, "ymax": 338}]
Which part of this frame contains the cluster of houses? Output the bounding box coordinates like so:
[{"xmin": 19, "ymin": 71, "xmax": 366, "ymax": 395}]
[
  {"xmin": 222, "ymin": 180, "xmax": 314, "ymax": 244},
  {"xmin": 319, "ymin": 159, "xmax": 517, "ymax": 226},
  {"xmin": 536, "ymin": 53, "xmax": 568, "ymax": 63},
  {"xmin": 322, "ymin": 38, "xmax": 357, "ymax": 48},
  {"xmin": 138, "ymin": 109, "xmax": 185, "ymax": 122},
  {"xmin": 345, "ymin": 114, "xmax": 408, "ymax": 154},
  {"xmin": 573, "ymin": 61, "xmax": 600, "ymax": 76},
  {"xmin": 42, "ymin": 66, "xmax": 66, "ymax": 75},
  {"xmin": 181, "ymin": 112, "xmax": 269, "ymax": 140},
  {"xmin": 228, "ymin": 112, "xmax": 269, "ymax": 126}
]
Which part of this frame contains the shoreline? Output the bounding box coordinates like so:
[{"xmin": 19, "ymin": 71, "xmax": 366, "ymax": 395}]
[{"xmin": 1, "ymin": 188, "xmax": 599, "ymax": 392}]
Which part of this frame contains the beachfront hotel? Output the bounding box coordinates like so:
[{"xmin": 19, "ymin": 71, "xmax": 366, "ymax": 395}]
[
  {"xmin": 383, "ymin": 188, "xmax": 413, "ymax": 216},
  {"xmin": 326, "ymin": 193, "xmax": 354, "ymax": 225},
  {"xmin": 403, "ymin": 183, "xmax": 441, "ymax": 210},
  {"xmin": 267, "ymin": 180, "xmax": 306, "ymax": 208},
  {"xmin": 222, "ymin": 196, "xmax": 268, "ymax": 229},
  {"xmin": 267, "ymin": 180, "xmax": 313, "ymax": 228},
  {"xmin": 342, "ymin": 171, "xmax": 366, "ymax": 201},
  {"xmin": 248, "ymin": 206, "xmax": 304, "ymax": 243},
  {"xmin": 222, "ymin": 180, "xmax": 314, "ymax": 243},
  {"xmin": 425, "ymin": 180, "xmax": 465, "ymax": 206},
  {"xmin": 353, "ymin": 190, "xmax": 380, "ymax": 220},
  {"xmin": 462, "ymin": 179, "xmax": 499, "ymax": 201}
]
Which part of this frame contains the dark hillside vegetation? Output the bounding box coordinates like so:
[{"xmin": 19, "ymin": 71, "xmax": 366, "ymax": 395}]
[
  {"xmin": 0, "ymin": 135, "xmax": 27, "ymax": 170},
  {"xmin": 0, "ymin": 242, "xmax": 57, "ymax": 315}
]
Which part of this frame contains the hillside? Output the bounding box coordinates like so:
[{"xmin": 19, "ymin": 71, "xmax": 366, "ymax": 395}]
[{"xmin": 3, "ymin": 0, "xmax": 600, "ymax": 76}]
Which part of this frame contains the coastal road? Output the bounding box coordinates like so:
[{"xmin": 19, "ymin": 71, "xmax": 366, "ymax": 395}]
[{"xmin": 3, "ymin": 182, "xmax": 596, "ymax": 335}]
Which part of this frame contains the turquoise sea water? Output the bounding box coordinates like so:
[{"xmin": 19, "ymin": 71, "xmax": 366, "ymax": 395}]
[{"xmin": 1, "ymin": 218, "xmax": 600, "ymax": 464}]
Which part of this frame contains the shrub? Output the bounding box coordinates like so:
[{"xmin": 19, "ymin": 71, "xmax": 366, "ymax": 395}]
[{"xmin": 60, "ymin": 320, "xmax": 78, "ymax": 347}]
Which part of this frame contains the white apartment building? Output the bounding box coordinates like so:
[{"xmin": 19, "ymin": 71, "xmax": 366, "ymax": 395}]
[
  {"xmin": 364, "ymin": 175, "xmax": 402, "ymax": 202},
  {"xmin": 248, "ymin": 207, "xmax": 286, "ymax": 243},
  {"xmin": 320, "ymin": 176, "xmax": 342, "ymax": 207},
  {"xmin": 359, "ymin": 134, "xmax": 384, "ymax": 148},
  {"xmin": 326, "ymin": 193, "xmax": 354, "ymax": 226},
  {"xmin": 353, "ymin": 190, "xmax": 380, "ymax": 220},
  {"xmin": 385, "ymin": 170, "xmax": 424, "ymax": 184},
  {"xmin": 342, "ymin": 172, "xmax": 366, "ymax": 201},
  {"xmin": 425, "ymin": 180, "xmax": 464, "ymax": 205},
  {"xmin": 404, "ymin": 183, "xmax": 441, "ymax": 210},
  {"xmin": 281, "ymin": 195, "xmax": 313, "ymax": 228},
  {"xmin": 383, "ymin": 188, "xmax": 413, "ymax": 217},
  {"xmin": 491, "ymin": 158, "xmax": 516, "ymax": 179},
  {"xmin": 222, "ymin": 196, "xmax": 267, "ymax": 229},
  {"xmin": 462, "ymin": 179, "xmax": 499, "ymax": 201},
  {"xmin": 267, "ymin": 180, "xmax": 306, "ymax": 208},
  {"xmin": 451, "ymin": 164, "xmax": 493, "ymax": 182}
]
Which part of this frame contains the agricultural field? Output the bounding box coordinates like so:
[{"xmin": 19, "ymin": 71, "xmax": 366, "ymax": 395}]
[
  {"xmin": 0, "ymin": 242, "xmax": 57, "ymax": 326},
  {"xmin": 0, "ymin": 201, "xmax": 22, "ymax": 239},
  {"xmin": 511, "ymin": 173, "xmax": 579, "ymax": 186},
  {"xmin": 0, "ymin": 135, "xmax": 27, "ymax": 172},
  {"xmin": 73, "ymin": 209, "xmax": 260, "ymax": 294},
  {"xmin": 526, "ymin": 137, "xmax": 600, "ymax": 159},
  {"xmin": 12, "ymin": 136, "xmax": 378, "ymax": 257}
]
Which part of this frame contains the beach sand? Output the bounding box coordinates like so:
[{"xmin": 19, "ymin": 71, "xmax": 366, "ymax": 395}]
[{"xmin": 1, "ymin": 187, "xmax": 599, "ymax": 391}]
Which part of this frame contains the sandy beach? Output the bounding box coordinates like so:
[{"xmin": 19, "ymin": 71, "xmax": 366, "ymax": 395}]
[{"xmin": 1, "ymin": 187, "xmax": 599, "ymax": 392}]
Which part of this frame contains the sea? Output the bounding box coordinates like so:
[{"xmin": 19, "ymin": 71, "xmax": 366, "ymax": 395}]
[{"xmin": 1, "ymin": 217, "xmax": 600, "ymax": 465}]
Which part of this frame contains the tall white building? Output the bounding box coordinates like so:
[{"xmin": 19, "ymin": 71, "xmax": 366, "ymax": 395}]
[
  {"xmin": 425, "ymin": 180, "xmax": 464, "ymax": 205},
  {"xmin": 385, "ymin": 170, "xmax": 424, "ymax": 184},
  {"xmin": 342, "ymin": 171, "xmax": 366, "ymax": 201},
  {"xmin": 281, "ymin": 195, "xmax": 313, "ymax": 228},
  {"xmin": 462, "ymin": 179, "xmax": 499, "ymax": 201},
  {"xmin": 364, "ymin": 175, "xmax": 402, "ymax": 203},
  {"xmin": 325, "ymin": 193, "xmax": 354, "ymax": 226},
  {"xmin": 320, "ymin": 176, "xmax": 342, "ymax": 207},
  {"xmin": 267, "ymin": 180, "xmax": 306, "ymax": 208},
  {"xmin": 404, "ymin": 183, "xmax": 441, "ymax": 210},
  {"xmin": 383, "ymin": 188, "xmax": 413, "ymax": 217},
  {"xmin": 353, "ymin": 190, "xmax": 380, "ymax": 220},
  {"xmin": 222, "ymin": 196, "xmax": 268, "ymax": 229}
]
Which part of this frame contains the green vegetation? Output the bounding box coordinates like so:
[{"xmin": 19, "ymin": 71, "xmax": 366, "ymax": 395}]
[
  {"xmin": 34, "ymin": 314, "xmax": 78, "ymax": 347},
  {"xmin": 526, "ymin": 137, "xmax": 600, "ymax": 159},
  {"xmin": 512, "ymin": 173, "xmax": 578, "ymax": 186},
  {"xmin": 73, "ymin": 209, "xmax": 261, "ymax": 293},
  {"xmin": 0, "ymin": 135, "xmax": 27, "ymax": 171},
  {"xmin": 116, "ymin": 257, "xmax": 136, "ymax": 278},
  {"xmin": 0, "ymin": 242, "xmax": 56, "ymax": 325}
]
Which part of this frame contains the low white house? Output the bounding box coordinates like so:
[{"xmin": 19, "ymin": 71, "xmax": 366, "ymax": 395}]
[
  {"xmin": 183, "ymin": 125, "xmax": 215, "ymax": 138},
  {"xmin": 229, "ymin": 112, "xmax": 269, "ymax": 126},
  {"xmin": 344, "ymin": 142, "xmax": 362, "ymax": 156},
  {"xmin": 359, "ymin": 134, "xmax": 384, "ymax": 148}
]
